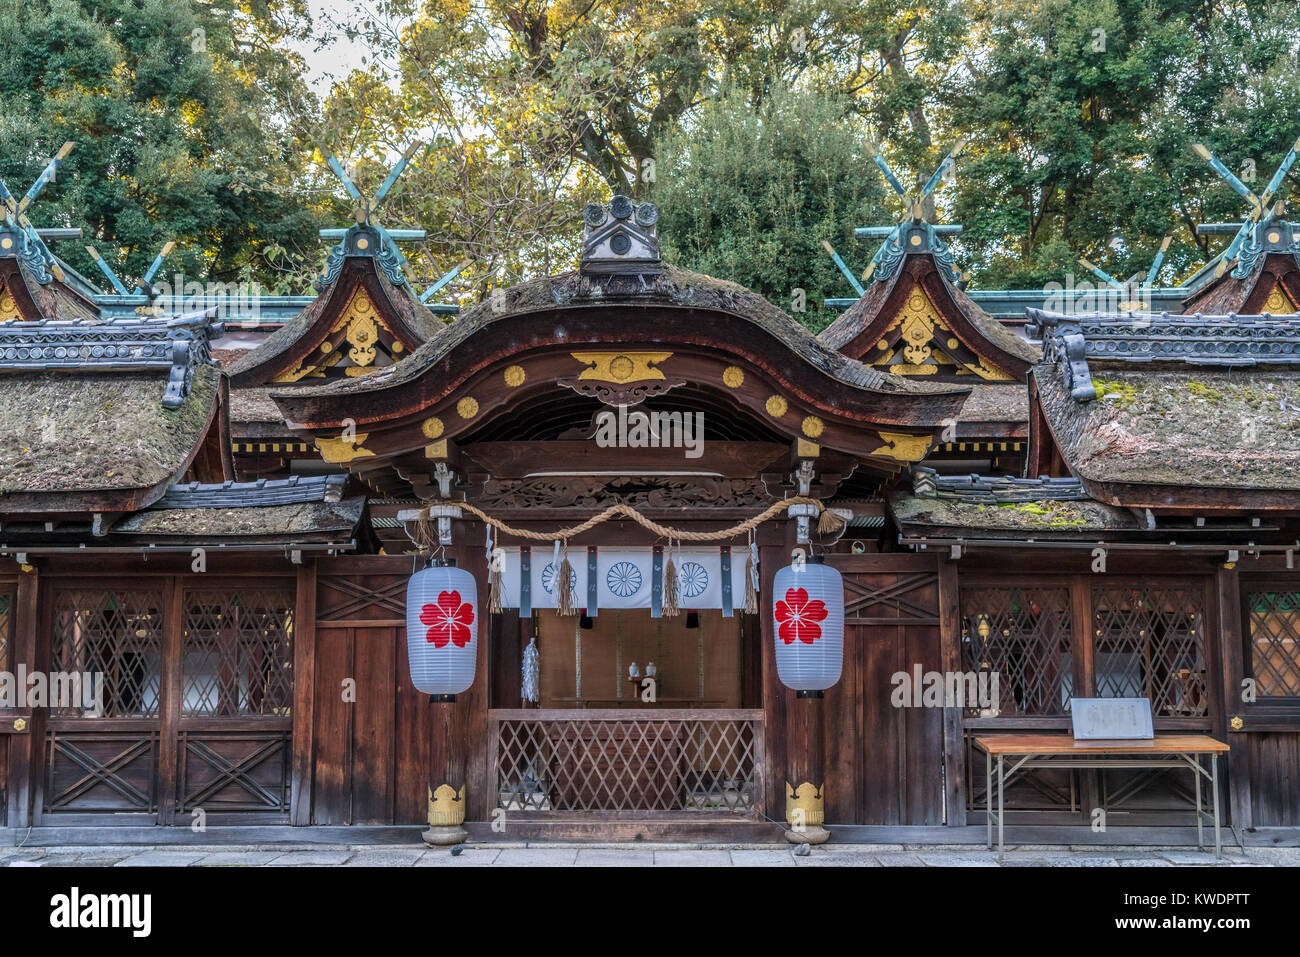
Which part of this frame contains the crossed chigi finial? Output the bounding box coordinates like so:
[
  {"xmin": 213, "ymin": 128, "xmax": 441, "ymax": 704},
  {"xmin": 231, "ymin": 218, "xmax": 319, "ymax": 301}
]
[
  {"xmin": 1192, "ymin": 132, "xmax": 1300, "ymax": 280},
  {"xmin": 315, "ymin": 140, "xmax": 468, "ymax": 299},
  {"xmin": 0, "ymin": 142, "xmax": 75, "ymax": 285},
  {"xmin": 822, "ymin": 140, "xmax": 968, "ymax": 295}
]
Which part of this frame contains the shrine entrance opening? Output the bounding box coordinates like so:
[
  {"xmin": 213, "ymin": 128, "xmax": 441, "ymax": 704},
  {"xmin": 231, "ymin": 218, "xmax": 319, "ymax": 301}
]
[{"xmin": 488, "ymin": 608, "xmax": 764, "ymax": 816}]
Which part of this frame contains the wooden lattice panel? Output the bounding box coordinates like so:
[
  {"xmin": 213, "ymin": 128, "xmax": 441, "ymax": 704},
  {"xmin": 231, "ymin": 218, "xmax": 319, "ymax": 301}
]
[
  {"xmin": 51, "ymin": 589, "xmax": 164, "ymax": 717},
  {"xmin": 960, "ymin": 586, "xmax": 1073, "ymax": 716},
  {"xmin": 1092, "ymin": 585, "xmax": 1206, "ymax": 717},
  {"xmin": 1245, "ymin": 590, "xmax": 1300, "ymax": 698},
  {"xmin": 494, "ymin": 714, "xmax": 760, "ymax": 813},
  {"xmin": 182, "ymin": 590, "xmax": 295, "ymax": 716},
  {"xmin": 177, "ymin": 732, "xmax": 290, "ymax": 813},
  {"xmin": 44, "ymin": 732, "xmax": 158, "ymax": 813}
]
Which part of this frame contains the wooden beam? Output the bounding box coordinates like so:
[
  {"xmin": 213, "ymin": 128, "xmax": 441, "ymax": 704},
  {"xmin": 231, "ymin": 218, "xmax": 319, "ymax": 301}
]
[
  {"xmin": 289, "ymin": 560, "xmax": 318, "ymax": 825},
  {"xmin": 937, "ymin": 558, "xmax": 966, "ymax": 826},
  {"xmin": 5, "ymin": 564, "xmax": 39, "ymax": 828}
]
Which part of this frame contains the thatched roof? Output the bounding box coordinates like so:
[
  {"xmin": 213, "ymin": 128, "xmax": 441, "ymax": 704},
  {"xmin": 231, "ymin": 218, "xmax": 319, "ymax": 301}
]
[
  {"xmin": 1034, "ymin": 366, "xmax": 1300, "ymax": 493},
  {"xmin": 229, "ymin": 385, "xmax": 289, "ymax": 426},
  {"xmin": 890, "ymin": 490, "xmax": 1140, "ymax": 534},
  {"xmin": 0, "ymin": 363, "xmax": 220, "ymax": 508},
  {"xmin": 113, "ymin": 497, "xmax": 365, "ymax": 541},
  {"xmin": 957, "ymin": 383, "xmax": 1028, "ymax": 424}
]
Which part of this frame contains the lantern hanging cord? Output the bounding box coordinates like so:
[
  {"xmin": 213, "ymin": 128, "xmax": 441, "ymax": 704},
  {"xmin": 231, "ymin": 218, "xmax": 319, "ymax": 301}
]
[{"xmin": 411, "ymin": 496, "xmax": 840, "ymax": 546}]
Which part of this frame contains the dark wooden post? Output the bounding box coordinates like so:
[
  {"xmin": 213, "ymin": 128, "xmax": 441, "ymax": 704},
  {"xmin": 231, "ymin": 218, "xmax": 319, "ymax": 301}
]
[
  {"xmin": 6, "ymin": 563, "xmax": 40, "ymax": 828},
  {"xmin": 289, "ymin": 559, "xmax": 317, "ymax": 826},
  {"xmin": 425, "ymin": 695, "xmax": 468, "ymax": 845},
  {"xmin": 785, "ymin": 688, "xmax": 829, "ymax": 844}
]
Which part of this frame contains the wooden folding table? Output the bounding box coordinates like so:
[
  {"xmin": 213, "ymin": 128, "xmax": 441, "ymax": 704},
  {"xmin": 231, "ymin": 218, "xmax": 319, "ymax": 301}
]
[{"xmin": 972, "ymin": 734, "xmax": 1231, "ymax": 860}]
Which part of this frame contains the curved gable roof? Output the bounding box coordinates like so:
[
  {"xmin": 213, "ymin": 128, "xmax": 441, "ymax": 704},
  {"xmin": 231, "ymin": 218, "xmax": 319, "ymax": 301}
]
[{"xmin": 227, "ymin": 228, "xmax": 444, "ymax": 386}]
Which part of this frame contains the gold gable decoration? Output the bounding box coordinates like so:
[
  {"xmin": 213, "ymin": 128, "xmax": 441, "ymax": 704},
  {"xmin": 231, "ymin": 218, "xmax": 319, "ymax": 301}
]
[
  {"xmin": 1263, "ymin": 283, "xmax": 1296, "ymax": 315},
  {"xmin": 872, "ymin": 286, "xmax": 1012, "ymax": 381},
  {"xmin": 0, "ymin": 284, "xmax": 20, "ymax": 323},
  {"xmin": 273, "ymin": 286, "xmax": 400, "ymax": 383}
]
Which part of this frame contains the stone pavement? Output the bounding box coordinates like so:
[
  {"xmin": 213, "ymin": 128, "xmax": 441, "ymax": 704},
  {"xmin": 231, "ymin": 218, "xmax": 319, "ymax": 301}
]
[{"xmin": 0, "ymin": 842, "xmax": 1293, "ymax": 866}]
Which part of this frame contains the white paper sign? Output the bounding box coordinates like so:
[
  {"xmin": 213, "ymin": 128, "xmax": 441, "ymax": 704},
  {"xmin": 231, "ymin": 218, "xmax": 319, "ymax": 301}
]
[{"xmin": 1070, "ymin": 697, "xmax": 1154, "ymax": 740}]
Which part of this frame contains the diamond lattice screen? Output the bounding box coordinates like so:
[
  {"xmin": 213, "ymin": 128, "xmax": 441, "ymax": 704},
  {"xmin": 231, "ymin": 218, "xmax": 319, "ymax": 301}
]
[
  {"xmin": 960, "ymin": 586, "xmax": 1074, "ymax": 716},
  {"xmin": 1092, "ymin": 585, "xmax": 1206, "ymax": 716},
  {"xmin": 1246, "ymin": 591, "xmax": 1300, "ymax": 698},
  {"xmin": 182, "ymin": 590, "xmax": 294, "ymax": 717},
  {"xmin": 52, "ymin": 590, "xmax": 164, "ymax": 717},
  {"xmin": 496, "ymin": 717, "xmax": 758, "ymax": 813}
]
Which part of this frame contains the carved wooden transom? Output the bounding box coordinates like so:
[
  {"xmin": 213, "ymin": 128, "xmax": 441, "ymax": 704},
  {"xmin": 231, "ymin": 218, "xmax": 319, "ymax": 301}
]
[
  {"xmin": 871, "ymin": 286, "xmax": 1011, "ymax": 380},
  {"xmin": 1263, "ymin": 283, "xmax": 1297, "ymax": 315},
  {"xmin": 273, "ymin": 286, "xmax": 406, "ymax": 382},
  {"xmin": 0, "ymin": 283, "xmax": 20, "ymax": 323}
]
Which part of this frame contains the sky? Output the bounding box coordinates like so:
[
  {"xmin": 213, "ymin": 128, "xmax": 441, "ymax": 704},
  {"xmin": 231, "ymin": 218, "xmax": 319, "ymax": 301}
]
[{"xmin": 291, "ymin": 0, "xmax": 371, "ymax": 93}]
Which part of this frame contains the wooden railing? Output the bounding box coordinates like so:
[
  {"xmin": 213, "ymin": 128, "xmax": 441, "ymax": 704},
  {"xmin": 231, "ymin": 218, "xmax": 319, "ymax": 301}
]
[{"xmin": 489, "ymin": 709, "xmax": 764, "ymax": 814}]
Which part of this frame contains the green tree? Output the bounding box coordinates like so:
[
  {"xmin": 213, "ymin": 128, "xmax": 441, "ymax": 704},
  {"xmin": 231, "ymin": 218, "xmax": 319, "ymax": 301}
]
[
  {"xmin": 949, "ymin": 0, "xmax": 1300, "ymax": 289},
  {"xmin": 0, "ymin": 0, "xmax": 330, "ymax": 293},
  {"xmin": 653, "ymin": 82, "xmax": 885, "ymax": 331}
]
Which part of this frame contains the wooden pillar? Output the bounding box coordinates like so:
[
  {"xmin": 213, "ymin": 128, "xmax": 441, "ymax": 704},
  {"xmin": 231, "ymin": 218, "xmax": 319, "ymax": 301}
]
[
  {"xmin": 6, "ymin": 563, "xmax": 39, "ymax": 828},
  {"xmin": 785, "ymin": 689, "xmax": 829, "ymax": 844},
  {"xmin": 758, "ymin": 522, "xmax": 788, "ymax": 822},
  {"xmin": 1216, "ymin": 566, "xmax": 1250, "ymax": 830},
  {"xmin": 425, "ymin": 696, "xmax": 468, "ymax": 845},
  {"xmin": 289, "ymin": 560, "xmax": 317, "ymax": 826},
  {"xmin": 938, "ymin": 557, "xmax": 967, "ymax": 826},
  {"xmin": 156, "ymin": 577, "xmax": 184, "ymax": 825}
]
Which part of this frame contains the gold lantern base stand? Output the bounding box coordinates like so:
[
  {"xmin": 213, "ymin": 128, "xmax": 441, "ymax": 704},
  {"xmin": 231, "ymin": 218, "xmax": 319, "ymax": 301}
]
[
  {"xmin": 423, "ymin": 784, "xmax": 468, "ymax": 846},
  {"xmin": 784, "ymin": 781, "xmax": 831, "ymax": 844}
]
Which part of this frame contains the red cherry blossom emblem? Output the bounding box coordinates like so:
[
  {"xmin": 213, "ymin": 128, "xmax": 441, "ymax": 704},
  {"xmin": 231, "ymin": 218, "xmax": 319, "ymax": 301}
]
[
  {"xmin": 775, "ymin": 587, "xmax": 828, "ymax": 645},
  {"xmin": 420, "ymin": 590, "xmax": 475, "ymax": 648}
]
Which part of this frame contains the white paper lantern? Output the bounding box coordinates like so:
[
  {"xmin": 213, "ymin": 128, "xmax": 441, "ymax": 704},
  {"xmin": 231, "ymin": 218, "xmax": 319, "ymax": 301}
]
[
  {"xmin": 772, "ymin": 557, "xmax": 844, "ymax": 694},
  {"xmin": 407, "ymin": 560, "xmax": 479, "ymax": 700}
]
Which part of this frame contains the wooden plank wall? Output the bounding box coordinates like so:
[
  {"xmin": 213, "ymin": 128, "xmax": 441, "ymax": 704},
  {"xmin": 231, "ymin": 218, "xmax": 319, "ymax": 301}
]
[
  {"xmin": 825, "ymin": 553, "xmax": 945, "ymax": 827},
  {"xmin": 309, "ymin": 556, "xmax": 430, "ymax": 826}
]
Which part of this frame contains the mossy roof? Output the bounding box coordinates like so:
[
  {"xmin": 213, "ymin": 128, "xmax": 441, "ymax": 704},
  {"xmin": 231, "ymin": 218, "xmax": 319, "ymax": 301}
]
[
  {"xmin": 1034, "ymin": 366, "xmax": 1300, "ymax": 491},
  {"xmin": 889, "ymin": 490, "xmax": 1140, "ymax": 534},
  {"xmin": 0, "ymin": 363, "xmax": 219, "ymax": 500},
  {"xmin": 113, "ymin": 497, "xmax": 365, "ymax": 540},
  {"xmin": 957, "ymin": 383, "xmax": 1029, "ymax": 423}
]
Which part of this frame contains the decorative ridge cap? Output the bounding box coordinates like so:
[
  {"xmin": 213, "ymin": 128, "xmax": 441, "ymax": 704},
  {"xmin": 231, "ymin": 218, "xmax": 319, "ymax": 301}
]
[{"xmin": 153, "ymin": 474, "xmax": 347, "ymax": 509}]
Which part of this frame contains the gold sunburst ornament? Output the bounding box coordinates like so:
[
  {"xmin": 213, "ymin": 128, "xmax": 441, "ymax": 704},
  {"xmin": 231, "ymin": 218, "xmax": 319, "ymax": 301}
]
[
  {"xmin": 765, "ymin": 395, "xmax": 788, "ymax": 417},
  {"xmin": 457, "ymin": 397, "xmax": 479, "ymax": 419}
]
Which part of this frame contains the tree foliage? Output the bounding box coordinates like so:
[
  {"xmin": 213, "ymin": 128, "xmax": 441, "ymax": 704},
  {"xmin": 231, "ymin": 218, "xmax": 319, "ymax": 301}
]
[
  {"xmin": 654, "ymin": 83, "xmax": 884, "ymax": 330},
  {"xmin": 3, "ymin": 0, "xmax": 1299, "ymax": 309},
  {"xmin": 0, "ymin": 0, "xmax": 330, "ymax": 292}
]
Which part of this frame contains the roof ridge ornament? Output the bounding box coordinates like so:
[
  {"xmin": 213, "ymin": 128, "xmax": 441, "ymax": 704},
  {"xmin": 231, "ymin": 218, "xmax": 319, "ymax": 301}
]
[
  {"xmin": 1027, "ymin": 306, "xmax": 1300, "ymax": 403},
  {"xmin": 580, "ymin": 195, "xmax": 662, "ymax": 276},
  {"xmin": 1192, "ymin": 133, "xmax": 1300, "ymax": 280},
  {"xmin": 0, "ymin": 142, "xmax": 76, "ymax": 285},
  {"xmin": 0, "ymin": 308, "xmax": 223, "ymax": 408},
  {"xmin": 314, "ymin": 141, "xmax": 428, "ymax": 289},
  {"xmin": 840, "ymin": 140, "xmax": 966, "ymax": 289}
]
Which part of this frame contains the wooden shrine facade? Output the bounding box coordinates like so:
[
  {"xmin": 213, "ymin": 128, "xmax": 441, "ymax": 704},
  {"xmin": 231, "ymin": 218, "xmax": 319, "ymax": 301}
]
[{"xmin": 2, "ymin": 194, "xmax": 1300, "ymax": 847}]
